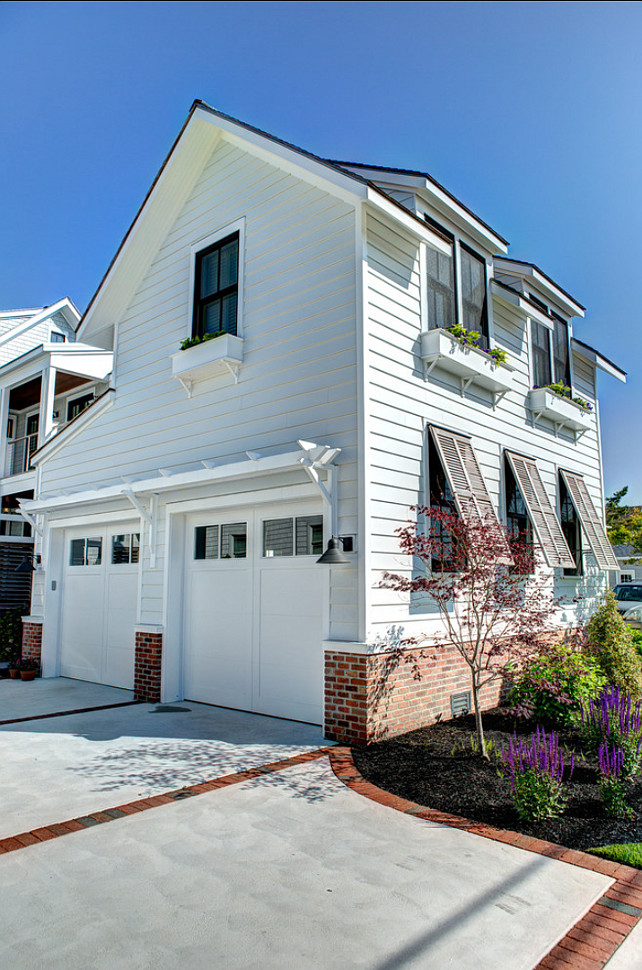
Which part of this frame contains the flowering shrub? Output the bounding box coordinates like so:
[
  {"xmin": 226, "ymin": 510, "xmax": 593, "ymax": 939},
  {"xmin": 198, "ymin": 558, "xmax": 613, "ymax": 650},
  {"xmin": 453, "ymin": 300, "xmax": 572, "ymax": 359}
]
[
  {"xmin": 506, "ymin": 643, "xmax": 606, "ymax": 726},
  {"xmin": 498, "ymin": 726, "xmax": 574, "ymax": 822},
  {"xmin": 579, "ymin": 686, "xmax": 642, "ymax": 780},
  {"xmin": 598, "ymin": 743, "xmax": 633, "ymax": 818}
]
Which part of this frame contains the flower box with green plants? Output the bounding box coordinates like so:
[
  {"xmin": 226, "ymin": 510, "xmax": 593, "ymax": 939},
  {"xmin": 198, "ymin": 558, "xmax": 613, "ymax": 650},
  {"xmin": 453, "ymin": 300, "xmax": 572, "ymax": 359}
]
[
  {"xmin": 527, "ymin": 382, "xmax": 593, "ymax": 433},
  {"xmin": 171, "ymin": 330, "xmax": 244, "ymax": 390},
  {"xmin": 419, "ymin": 325, "xmax": 514, "ymax": 396}
]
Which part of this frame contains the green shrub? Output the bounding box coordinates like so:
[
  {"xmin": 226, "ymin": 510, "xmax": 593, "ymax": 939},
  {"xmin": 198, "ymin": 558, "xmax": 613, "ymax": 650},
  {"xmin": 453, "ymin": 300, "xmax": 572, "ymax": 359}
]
[
  {"xmin": 506, "ymin": 642, "xmax": 606, "ymax": 725},
  {"xmin": 586, "ymin": 591, "xmax": 642, "ymax": 696},
  {"xmin": 628, "ymin": 626, "xmax": 642, "ymax": 660},
  {"xmin": 0, "ymin": 609, "xmax": 23, "ymax": 663}
]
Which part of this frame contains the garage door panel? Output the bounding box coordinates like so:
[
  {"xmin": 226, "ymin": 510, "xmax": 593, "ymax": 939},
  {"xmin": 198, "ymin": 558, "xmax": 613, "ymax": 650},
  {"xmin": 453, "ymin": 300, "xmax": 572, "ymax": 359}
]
[
  {"xmin": 60, "ymin": 574, "xmax": 104, "ymax": 682},
  {"xmin": 104, "ymin": 572, "xmax": 138, "ymax": 689},
  {"xmin": 259, "ymin": 568, "xmax": 323, "ymax": 617}
]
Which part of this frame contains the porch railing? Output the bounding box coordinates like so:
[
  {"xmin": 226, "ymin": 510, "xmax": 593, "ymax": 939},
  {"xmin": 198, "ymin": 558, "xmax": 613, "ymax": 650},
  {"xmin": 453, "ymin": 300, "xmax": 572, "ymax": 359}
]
[
  {"xmin": 5, "ymin": 433, "xmax": 39, "ymax": 477},
  {"xmin": 0, "ymin": 513, "xmax": 32, "ymax": 539}
]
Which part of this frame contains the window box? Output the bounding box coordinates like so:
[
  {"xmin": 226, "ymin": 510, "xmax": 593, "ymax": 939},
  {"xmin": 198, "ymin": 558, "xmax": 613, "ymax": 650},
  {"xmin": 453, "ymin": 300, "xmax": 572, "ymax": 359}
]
[
  {"xmin": 171, "ymin": 333, "xmax": 244, "ymax": 395},
  {"xmin": 527, "ymin": 386, "xmax": 592, "ymax": 435},
  {"xmin": 420, "ymin": 328, "xmax": 514, "ymax": 402}
]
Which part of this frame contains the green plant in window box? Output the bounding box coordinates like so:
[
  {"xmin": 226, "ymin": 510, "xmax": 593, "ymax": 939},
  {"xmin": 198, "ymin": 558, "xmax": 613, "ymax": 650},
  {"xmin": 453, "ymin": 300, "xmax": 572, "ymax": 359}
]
[
  {"xmin": 180, "ymin": 330, "xmax": 225, "ymax": 352},
  {"xmin": 446, "ymin": 325, "xmax": 508, "ymax": 365},
  {"xmin": 541, "ymin": 381, "xmax": 593, "ymax": 413}
]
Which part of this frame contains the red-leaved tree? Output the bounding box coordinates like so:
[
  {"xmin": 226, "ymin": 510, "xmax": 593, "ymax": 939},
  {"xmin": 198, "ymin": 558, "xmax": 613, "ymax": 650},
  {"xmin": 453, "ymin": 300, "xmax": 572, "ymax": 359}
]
[{"xmin": 382, "ymin": 507, "xmax": 567, "ymax": 757}]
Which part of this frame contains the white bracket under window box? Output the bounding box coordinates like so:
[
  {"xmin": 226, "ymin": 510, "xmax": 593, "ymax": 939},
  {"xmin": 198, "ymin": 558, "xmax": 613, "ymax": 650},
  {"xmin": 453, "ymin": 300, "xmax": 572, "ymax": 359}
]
[
  {"xmin": 171, "ymin": 334, "xmax": 244, "ymax": 397},
  {"xmin": 419, "ymin": 328, "xmax": 515, "ymax": 405},
  {"xmin": 526, "ymin": 387, "xmax": 592, "ymax": 439}
]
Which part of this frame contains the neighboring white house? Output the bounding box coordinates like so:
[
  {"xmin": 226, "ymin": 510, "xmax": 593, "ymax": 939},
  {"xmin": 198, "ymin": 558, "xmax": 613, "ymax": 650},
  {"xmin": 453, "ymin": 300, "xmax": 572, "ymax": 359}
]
[
  {"xmin": 21, "ymin": 103, "xmax": 624, "ymax": 743},
  {"xmin": 0, "ymin": 299, "xmax": 112, "ymax": 608},
  {"xmin": 609, "ymin": 545, "xmax": 642, "ymax": 587}
]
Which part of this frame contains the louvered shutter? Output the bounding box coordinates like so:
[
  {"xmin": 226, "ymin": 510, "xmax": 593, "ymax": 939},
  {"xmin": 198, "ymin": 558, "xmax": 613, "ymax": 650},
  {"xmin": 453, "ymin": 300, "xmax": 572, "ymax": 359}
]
[
  {"xmin": 430, "ymin": 426, "xmax": 502, "ymax": 526},
  {"xmin": 505, "ymin": 452, "xmax": 575, "ymax": 569},
  {"xmin": 560, "ymin": 470, "xmax": 619, "ymax": 570}
]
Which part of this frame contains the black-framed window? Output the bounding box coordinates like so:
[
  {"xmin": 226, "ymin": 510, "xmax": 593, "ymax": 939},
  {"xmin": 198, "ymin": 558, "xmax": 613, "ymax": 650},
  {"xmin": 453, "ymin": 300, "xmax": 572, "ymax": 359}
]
[
  {"xmin": 424, "ymin": 222, "xmax": 456, "ymax": 331},
  {"xmin": 552, "ymin": 313, "xmax": 571, "ymax": 388},
  {"xmin": 192, "ymin": 232, "xmax": 239, "ymax": 339},
  {"xmin": 194, "ymin": 522, "xmax": 247, "ymax": 560},
  {"xmin": 505, "ymin": 457, "xmax": 533, "ymax": 557},
  {"xmin": 531, "ymin": 319, "xmax": 552, "ymax": 389},
  {"xmin": 50, "ymin": 331, "xmax": 65, "ymax": 343},
  {"xmin": 559, "ymin": 474, "xmax": 582, "ymax": 577},
  {"xmin": 67, "ymin": 393, "xmax": 94, "ymax": 422},
  {"xmin": 428, "ymin": 433, "xmax": 457, "ymax": 571},
  {"xmin": 460, "ymin": 244, "xmax": 488, "ymax": 348}
]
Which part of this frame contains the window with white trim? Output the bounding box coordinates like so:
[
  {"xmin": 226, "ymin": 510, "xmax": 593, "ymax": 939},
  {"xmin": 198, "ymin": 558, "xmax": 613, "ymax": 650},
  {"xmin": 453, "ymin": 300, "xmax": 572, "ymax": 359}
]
[
  {"xmin": 192, "ymin": 232, "xmax": 239, "ymax": 339},
  {"xmin": 194, "ymin": 522, "xmax": 247, "ymax": 560},
  {"xmin": 263, "ymin": 516, "xmax": 324, "ymax": 558},
  {"xmin": 558, "ymin": 470, "xmax": 619, "ymax": 570},
  {"xmin": 112, "ymin": 533, "xmax": 140, "ymax": 565},
  {"xmin": 504, "ymin": 452, "xmax": 575, "ymax": 569},
  {"xmin": 69, "ymin": 537, "xmax": 102, "ymax": 566},
  {"xmin": 424, "ymin": 218, "xmax": 489, "ymax": 349},
  {"xmin": 559, "ymin": 474, "xmax": 582, "ymax": 577}
]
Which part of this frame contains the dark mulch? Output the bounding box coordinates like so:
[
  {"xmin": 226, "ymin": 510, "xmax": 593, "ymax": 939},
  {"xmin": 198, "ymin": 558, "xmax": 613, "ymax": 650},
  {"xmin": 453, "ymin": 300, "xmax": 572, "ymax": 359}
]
[{"xmin": 352, "ymin": 710, "xmax": 642, "ymax": 857}]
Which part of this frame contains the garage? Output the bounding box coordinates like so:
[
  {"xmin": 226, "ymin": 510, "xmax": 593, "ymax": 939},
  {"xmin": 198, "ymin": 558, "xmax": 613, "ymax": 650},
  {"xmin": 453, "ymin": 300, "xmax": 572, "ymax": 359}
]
[
  {"xmin": 59, "ymin": 523, "xmax": 140, "ymax": 689},
  {"xmin": 183, "ymin": 503, "xmax": 326, "ymax": 724}
]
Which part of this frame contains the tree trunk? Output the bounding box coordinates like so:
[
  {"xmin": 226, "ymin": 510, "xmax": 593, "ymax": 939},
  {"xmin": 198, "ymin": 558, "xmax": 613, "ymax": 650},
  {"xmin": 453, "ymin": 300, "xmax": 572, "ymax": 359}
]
[{"xmin": 470, "ymin": 675, "xmax": 488, "ymax": 759}]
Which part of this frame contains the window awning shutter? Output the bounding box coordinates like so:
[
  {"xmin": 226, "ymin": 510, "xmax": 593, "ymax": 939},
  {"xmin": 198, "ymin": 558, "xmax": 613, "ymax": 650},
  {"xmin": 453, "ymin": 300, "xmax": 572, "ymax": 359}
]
[
  {"xmin": 429, "ymin": 427, "xmax": 508, "ymax": 550},
  {"xmin": 560, "ymin": 470, "xmax": 619, "ymax": 570},
  {"xmin": 505, "ymin": 452, "xmax": 575, "ymax": 569}
]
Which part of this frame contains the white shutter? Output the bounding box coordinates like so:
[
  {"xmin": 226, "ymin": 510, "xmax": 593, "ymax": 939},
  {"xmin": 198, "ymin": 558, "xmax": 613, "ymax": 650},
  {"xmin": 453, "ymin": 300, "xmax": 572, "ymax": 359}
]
[
  {"xmin": 505, "ymin": 452, "xmax": 575, "ymax": 569},
  {"xmin": 560, "ymin": 470, "xmax": 619, "ymax": 570},
  {"xmin": 430, "ymin": 426, "xmax": 503, "ymax": 529}
]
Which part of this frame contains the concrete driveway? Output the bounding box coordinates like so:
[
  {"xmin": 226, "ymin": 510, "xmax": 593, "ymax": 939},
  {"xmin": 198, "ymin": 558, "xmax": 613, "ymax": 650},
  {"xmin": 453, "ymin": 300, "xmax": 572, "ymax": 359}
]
[{"xmin": 0, "ymin": 678, "xmax": 630, "ymax": 968}]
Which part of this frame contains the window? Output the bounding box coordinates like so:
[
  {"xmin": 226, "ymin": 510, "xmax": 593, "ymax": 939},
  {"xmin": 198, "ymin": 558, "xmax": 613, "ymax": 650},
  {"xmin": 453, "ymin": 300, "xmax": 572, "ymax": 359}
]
[
  {"xmin": 505, "ymin": 457, "xmax": 533, "ymax": 551},
  {"xmin": 531, "ymin": 319, "xmax": 552, "ymax": 388},
  {"xmin": 263, "ymin": 516, "xmax": 324, "ymax": 558},
  {"xmin": 552, "ymin": 313, "xmax": 571, "ymax": 387},
  {"xmin": 193, "ymin": 232, "xmax": 239, "ymax": 339},
  {"xmin": 460, "ymin": 245, "xmax": 488, "ymax": 348},
  {"xmin": 194, "ymin": 522, "xmax": 247, "ymax": 560},
  {"xmin": 504, "ymin": 452, "xmax": 575, "ymax": 569},
  {"xmin": 558, "ymin": 470, "xmax": 619, "ymax": 570},
  {"xmin": 50, "ymin": 331, "xmax": 65, "ymax": 343},
  {"xmin": 66, "ymin": 393, "xmax": 94, "ymax": 422},
  {"xmin": 69, "ymin": 537, "xmax": 102, "ymax": 566},
  {"xmin": 559, "ymin": 474, "xmax": 582, "ymax": 577},
  {"xmin": 424, "ymin": 219, "xmax": 488, "ymax": 347},
  {"xmin": 428, "ymin": 432, "xmax": 457, "ymax": 571},
  {"xmin": 112, "ymin": 533, "xmax": 140, "ymax": 565},
  {"xmin": 621, "ymin": 573, "xmax": 634, "ymax": 584}
]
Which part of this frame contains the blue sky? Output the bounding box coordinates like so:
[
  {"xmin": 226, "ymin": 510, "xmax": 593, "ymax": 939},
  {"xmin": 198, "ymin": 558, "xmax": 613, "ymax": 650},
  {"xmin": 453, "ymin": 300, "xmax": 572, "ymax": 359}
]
[{"xmin": 1, "ymin": 1, "xmax": 640, "ymax": 500}]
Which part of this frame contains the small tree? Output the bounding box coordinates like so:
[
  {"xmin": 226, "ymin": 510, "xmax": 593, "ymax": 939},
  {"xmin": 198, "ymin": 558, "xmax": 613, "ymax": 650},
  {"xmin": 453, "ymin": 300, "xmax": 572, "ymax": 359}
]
[
  {"xmin": 382, "ymin": 507, "xmax": 567, "ymax": 757},
  {"xmin": 586, "ymin": 590, "xmax": 642, "ymax": 696}
]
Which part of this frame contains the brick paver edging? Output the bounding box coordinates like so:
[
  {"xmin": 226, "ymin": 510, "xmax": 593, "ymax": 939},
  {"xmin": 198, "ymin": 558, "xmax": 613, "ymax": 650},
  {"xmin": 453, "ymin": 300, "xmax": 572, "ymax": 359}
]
[
  {"xmin": 328, "ymin": 746, "xmax": 642, "ymax": 970},
  {"xmin": 0, "ymin": 699, "xmax": 141, "ymax": 726},
  {"xmin": 0, "ymin": 746, "xmax": 333, "ymax": 857}
]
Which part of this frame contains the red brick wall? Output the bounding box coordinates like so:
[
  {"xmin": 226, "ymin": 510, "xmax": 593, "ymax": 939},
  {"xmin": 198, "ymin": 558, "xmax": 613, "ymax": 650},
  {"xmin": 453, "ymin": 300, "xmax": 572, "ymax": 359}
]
[
  {"xmin": 22, "ymin": 621, "xmax": 43, "ymax": 664},
  {"xmin": 134, "ymin": 631, "xmax": 162, "ymax": 702},
  {"xmin": 324, "ymin": 644, "xmax": 504, "ymax": 745}
]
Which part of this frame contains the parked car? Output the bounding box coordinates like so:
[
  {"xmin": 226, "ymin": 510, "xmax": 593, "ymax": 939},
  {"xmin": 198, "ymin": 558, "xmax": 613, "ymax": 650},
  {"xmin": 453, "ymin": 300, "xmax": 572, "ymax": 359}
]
[
  {"xmin": 622, "ymin": 605, "xmax": 642, "ymax": 630},
  {"xmin": 612, "ymin": 583, "xmax": 642, "ymax": 614}
]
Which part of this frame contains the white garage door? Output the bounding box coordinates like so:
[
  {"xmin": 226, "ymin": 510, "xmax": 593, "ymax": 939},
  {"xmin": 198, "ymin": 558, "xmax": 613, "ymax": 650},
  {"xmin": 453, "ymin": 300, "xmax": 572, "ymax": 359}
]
[
  {"xmin": 60, "ymin": 525, "xmax": 140, "ymax": 689},
  {"xmin": 184, "ymin": 504, "xmax": 326, "ymax": 724}
]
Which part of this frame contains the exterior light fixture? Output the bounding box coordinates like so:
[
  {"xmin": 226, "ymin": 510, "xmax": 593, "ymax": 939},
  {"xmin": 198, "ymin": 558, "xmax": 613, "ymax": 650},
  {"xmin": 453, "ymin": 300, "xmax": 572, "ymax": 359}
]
[
  {"xmin": 316, "ymin": 537, "xmax": 349, "ymax": 565},
  {"xmin": 15, "ymin": 554, "xmax": 41, "ymax": 573}
]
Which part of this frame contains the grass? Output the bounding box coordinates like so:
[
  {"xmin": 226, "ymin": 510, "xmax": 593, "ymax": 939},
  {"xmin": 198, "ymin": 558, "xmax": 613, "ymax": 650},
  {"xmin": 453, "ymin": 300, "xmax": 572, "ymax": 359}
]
[{"xmin": 587, "ymin": 843, "xmax": 642, "ymax": 867}]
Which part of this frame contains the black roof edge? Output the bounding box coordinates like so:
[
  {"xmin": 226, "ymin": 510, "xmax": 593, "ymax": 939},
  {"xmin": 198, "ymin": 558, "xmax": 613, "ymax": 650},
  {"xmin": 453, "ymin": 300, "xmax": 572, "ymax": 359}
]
[
  {"xmin": 328, "ymin": 158, "xmax": 510, "ymax": 248},
  {"xmin": 571, "ymin": 337, "xmax": 626, "ymax": 377},
  {"xmin": 494, "ymin": 256, "xmax": 585, "ymax": 312}
]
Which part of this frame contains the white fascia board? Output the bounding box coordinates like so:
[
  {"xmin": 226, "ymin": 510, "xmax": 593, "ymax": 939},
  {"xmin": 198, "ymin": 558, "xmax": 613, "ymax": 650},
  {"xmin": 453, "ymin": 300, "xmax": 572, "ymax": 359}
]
[
  {"xmin": 24, "ymin": 448, "xmax": 321, "ymax": 513},
  {"xmin": 494, "ymin": 258, "xmax": 584, "ymax": 318},
  {"xmin": 29, "ymin": 390, "xmax": 115, "ymax": 465},
  {"xmin": 571, "ymin": 338, "xmax": 626, "ymax": 383},
  {"xmin": 0, "ymin": 298, "xmax": 81, "ymax": 350},
  {"xmin": 417, "ymin": 187, "xmax": 508, "ymax": 255},
  {"xmin": 490, "ymin": 281, "xmax": 555, "ymax": 330},
  {"xmin": 0, "ymin": 344, "xmax": 112, "ymax": 387},
  {"xmin": 364, "ymin": 189, "xmax": 451, "ymax": 255},
  {"xmin": 0, "ymin": 308, "xmax": 42, "ymax": 319}
]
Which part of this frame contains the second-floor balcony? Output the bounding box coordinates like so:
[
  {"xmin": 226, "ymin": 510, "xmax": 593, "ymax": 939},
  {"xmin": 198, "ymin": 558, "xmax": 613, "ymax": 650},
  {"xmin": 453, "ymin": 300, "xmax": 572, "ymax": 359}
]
[{"xmin": 5, "ymin": 432, "xmax": 39, "ymax": 477}]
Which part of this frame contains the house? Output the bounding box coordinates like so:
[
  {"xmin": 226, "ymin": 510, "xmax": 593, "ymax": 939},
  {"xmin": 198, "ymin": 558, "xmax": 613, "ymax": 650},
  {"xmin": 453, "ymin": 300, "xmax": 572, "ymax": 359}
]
[
  {"xmin": 610, "ymin": 545, "xmax": 642, "ymax": 587},
  {"xmin": 0, "ymin": 299, "xmax": 112, "ymax": 608},
  {"xmin": 20, "ymin": 103, "xmax": 624, "ymax": 744}
]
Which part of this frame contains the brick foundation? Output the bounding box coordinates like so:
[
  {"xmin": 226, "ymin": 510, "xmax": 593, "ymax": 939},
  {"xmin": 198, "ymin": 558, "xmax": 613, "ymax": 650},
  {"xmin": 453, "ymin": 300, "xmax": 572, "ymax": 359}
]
[
  {"xmin": 134, "ymin": 630, "xmax": 163, "ymax": 702},
  {"xmin": 21, "ymin": 620, "xmax": 43, "ymax": 665},
  {"xmin": 324, "ymin": 643, "xmax": 505, "ymax": 745}
]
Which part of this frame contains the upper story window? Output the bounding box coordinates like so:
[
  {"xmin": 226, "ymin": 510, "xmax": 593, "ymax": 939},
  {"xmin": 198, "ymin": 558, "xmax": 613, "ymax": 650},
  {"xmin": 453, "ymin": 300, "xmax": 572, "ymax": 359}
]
[
  {"xmin": 50, "ymin": 331, "xmax": 65, "ymax": 343},
  {"xmin": 67, "ymin": 393, "xmax": 94, "ymax": 422},
  {"xmin": 424, "ymin": 217, "xmax": 488, "ymax": 349},
  {"xmin": 528, "ymin": 296, "xmax": 572, "ymax": 391},
  {"xmin": 192, "ymin": 232, "xmax": 239, "ymax": 339}
]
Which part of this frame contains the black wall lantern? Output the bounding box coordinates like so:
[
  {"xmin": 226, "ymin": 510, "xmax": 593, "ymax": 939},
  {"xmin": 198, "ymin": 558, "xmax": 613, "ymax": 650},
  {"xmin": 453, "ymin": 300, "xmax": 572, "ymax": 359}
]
[{"xmin": 316, "ymin": 537, "xmax": 350, "ymax": 565}]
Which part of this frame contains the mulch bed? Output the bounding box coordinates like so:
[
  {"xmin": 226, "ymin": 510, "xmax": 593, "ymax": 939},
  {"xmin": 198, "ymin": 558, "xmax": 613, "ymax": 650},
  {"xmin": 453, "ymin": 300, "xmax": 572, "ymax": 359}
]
[{"xmin": 352, "ymin": 710, "xmax": 642, "ymax": 857}]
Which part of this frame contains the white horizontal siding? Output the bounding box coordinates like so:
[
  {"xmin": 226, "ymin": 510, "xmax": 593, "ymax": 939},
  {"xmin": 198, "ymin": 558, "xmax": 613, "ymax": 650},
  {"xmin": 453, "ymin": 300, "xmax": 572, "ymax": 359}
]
[
  {"xmin": 363, "ymin": 211, "xmax": 607, "ymax": 642},
  {"xmin": 37, "ymin": 138, "xmax": 360, "ymax": 640}
]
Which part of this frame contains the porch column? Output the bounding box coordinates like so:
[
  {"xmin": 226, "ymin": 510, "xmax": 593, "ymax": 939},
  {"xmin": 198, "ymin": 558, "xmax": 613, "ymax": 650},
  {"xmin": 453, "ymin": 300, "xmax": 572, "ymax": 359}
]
[
  {"xmin": 0, "ymin": 386, "xmax": 9, "ymax": 478},
  {"xmin": 38, "ymin": 365, "xmax": 57, "ymax": 445}
]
